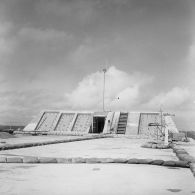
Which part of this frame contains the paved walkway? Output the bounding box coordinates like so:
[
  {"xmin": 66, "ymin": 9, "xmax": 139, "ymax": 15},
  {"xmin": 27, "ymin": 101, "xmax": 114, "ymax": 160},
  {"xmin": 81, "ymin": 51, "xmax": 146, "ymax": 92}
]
[
  {"xmin": 0, "ymin": 164, "xmax": 194, "ymax": 195},
  {"xmin": 0, "ymin": 137, "xmax": 178, "ymax": 161}
]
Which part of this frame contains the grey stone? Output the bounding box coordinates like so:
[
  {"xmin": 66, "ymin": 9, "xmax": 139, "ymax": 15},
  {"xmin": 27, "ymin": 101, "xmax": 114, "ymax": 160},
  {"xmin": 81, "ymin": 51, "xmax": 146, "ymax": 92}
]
[
  {"xmin": 163, "ymin": 161, "xmax": 176, "ymax": 167},
  {"xmin": 112, "ymin": 158, "xmax": 128, "ymax": 163},
  {"xmin": 6, "ymin": 157, "xmax": 23, "ymax": 163},
  {"xmin": 175, "ymin": 161, "xmax": 189, "ymax": 168},
  {"xmin": 23, "ymin": 156, "xmax": 39, "ymax": 163},
  {"xmin": 127, "ymin": 158, "xmax": 139, "ymax": 164},
  {"xmin": 136, "ymin": 159, "xmax": 153, "ymax": 164},
  {"xmin": 178, "ymin": 154, "xmax": 195, "ymax": 163},
  {"xmin": 177, "ymin": 154, "xmax": 190, "ymax": 161},
  {"xmin": 86, "ymin": 158, "xmax": 102, "ymax": 163},
  {"xmin": 175, "ymin": 149, "xmax": 188, "ymax": 155},
  {"xmin": 151, "ymin": 160, "xmax": 164, "ymax": 165},
  {"xmin": 38, "ymin": 157, "xmax": 57, "ymax": 163},
  {"xmin": 141, "ymin": 143, "xmax": 152, "ymax": 148},
  {"xmin": 152, "ymin": 144, "xmax": 157, "ymax": 149},
  {"xmin": 72, "ymin": 157, "xmax": 86, "ymax": 163},
  {"xmin": 0, "ymin": 156, "xmax": 6, "ymax": 163},
  {"xmin": 99, "ymin": 158, "xmax": 115, "ymax": 163},
  {"xmin": 56, "ymin": 158, "xmax": 72, "ymax": 163}
]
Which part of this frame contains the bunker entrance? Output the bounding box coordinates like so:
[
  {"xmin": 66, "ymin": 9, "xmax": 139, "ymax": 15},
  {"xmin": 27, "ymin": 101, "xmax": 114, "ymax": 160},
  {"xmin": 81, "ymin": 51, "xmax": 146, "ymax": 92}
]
[{"xmin": 93, "ymin": 116, "xmax": 105, "ymax": 133}]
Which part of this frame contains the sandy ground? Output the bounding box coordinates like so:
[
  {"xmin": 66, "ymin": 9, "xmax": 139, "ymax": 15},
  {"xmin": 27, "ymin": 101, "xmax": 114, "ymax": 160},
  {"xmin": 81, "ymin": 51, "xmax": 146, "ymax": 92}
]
[
  {"xmin": 0, "ymin": 137, "xmax": 178, "ymax": 161},
  {"xmin": 0, "ymin": 164, "xmax": 194, "ymax": 195}
]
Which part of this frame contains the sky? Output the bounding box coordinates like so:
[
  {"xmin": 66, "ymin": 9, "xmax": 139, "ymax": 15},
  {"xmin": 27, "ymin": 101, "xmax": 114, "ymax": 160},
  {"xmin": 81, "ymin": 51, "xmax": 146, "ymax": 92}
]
[{"xmin": 0, "ymin": 0, "xmax": 195, "ymax": 130}]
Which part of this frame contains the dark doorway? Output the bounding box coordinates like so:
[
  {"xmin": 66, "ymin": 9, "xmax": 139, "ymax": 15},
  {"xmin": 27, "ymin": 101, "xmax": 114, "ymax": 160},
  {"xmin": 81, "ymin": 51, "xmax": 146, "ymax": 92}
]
[{"xmin": 93, "ymin": 117, "xmax": 105, "ymax": 133}]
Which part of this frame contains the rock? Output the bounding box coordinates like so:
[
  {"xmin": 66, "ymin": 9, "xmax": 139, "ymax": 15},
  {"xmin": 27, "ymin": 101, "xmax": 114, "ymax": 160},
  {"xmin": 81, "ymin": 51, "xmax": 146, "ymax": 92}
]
[
  {"xmin": 127, "ymin": 158, "xmax": 139, "ymax": 164},
  {"xmin": 23, "ymin": 156, "xmax": 39, "ymax": 163},
  {"xmin": 175, "ymin": 149, "xmax": 188, "ymax": 155},
  {"xmin": 112, "ymin": 158, "xmax": 128, "ymax": 163},
  {"xmin": 86, "ymin": 158, "xmax": 102, "ymax": 163},
  {"xmin": 177, "ymin": 154, "xmax": 190, "ymax": 161},
  {"xmin": 99, "ymin": 158, "xmax": 115, "ymax": 163},
  {"xmin": 57, "ymin": 158, "xmax": 72, "ymax": 163},
  {"xmin": 6, "ymin": 157, "xmax": 23, "ymax": 163},
  {"xmin": 177, "ymin": 154, "xmax": 195, "ymax": 163},
  {"xmin": 163, "ymin": 161, "xmax": 176, "ymax": 167},
  {"xmin": 152, "ymin": 144, "xmax": 157, "ymax": 149},
  {"xmin": 175, "ymin": 161, "xmax": 189, "ymax": 168},
  {"xmin": 136, "ymin": 159, "xmax": 153, "ymax": 164},
  {"xmin": 38, "ymin": 157, "xmax": 57, "ymax": 163},
  {"xmin": 0, "ymin": 156, "xmax": 6, "ymax": 163},
  {"xmin": 141, "ymin": 143, "xmax": 152, "ymax": 148},
  {"xmin": 151, "ymin": 160, "xmax": 164, "ymax": 165},
  {"xmin": 72, "ymin": 157, "xmax": 86, "ymax": 163}
]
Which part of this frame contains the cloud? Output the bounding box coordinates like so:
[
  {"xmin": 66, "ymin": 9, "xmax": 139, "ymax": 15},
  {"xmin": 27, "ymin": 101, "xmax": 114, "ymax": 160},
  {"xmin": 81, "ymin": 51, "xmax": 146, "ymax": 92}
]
[
  {"xmin": 0, "ymin": 22, "xmax": 13, "ymax": 58},
  {"xmin": 18, "ymin": 27, "xmax": 72, "ymax": 42},
  {"xmin": 146, "ymin": 87, "xmax": 191, "ymax": 109},
  {"xmin": 65, "ymin": 66, "xmax": 152, "ymax": 110}
]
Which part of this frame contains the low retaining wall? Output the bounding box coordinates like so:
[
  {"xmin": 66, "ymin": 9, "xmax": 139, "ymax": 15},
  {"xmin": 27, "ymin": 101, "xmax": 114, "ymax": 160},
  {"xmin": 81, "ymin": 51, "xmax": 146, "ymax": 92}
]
[
  {"xmin": 170, "ymin": 143, "xmax": 195, "ymax": 177},
  {"xmin": 0, "ymin": 156, "xmax": 190, "ymax": 168}
]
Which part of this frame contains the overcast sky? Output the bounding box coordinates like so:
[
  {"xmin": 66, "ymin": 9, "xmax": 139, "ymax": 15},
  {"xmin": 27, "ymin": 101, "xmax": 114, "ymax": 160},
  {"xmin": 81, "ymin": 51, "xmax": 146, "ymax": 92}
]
[{"xmin": 0, "ymin": 0, "xmax": 195, "ymax": 130}]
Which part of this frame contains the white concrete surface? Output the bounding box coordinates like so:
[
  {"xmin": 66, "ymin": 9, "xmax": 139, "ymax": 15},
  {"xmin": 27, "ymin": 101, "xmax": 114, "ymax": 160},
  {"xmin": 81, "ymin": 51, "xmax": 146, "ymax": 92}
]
[
  {"xmin": 0, "ymin": 135, "xmax": 82, "ymax": 147},
  {"xmin": 0, "ymin": 137, "xmax": 178, "ymax": 161},
  {"xmin": 0, "ymin": 164, "xmax": 194, "ymax": 195}
]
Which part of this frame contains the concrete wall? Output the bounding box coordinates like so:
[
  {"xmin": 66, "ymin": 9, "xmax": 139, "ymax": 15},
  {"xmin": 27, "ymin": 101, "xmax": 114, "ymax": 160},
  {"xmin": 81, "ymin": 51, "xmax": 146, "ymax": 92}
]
[
  {"xmin": 23, "ymin": 110, "xmax": 178, "ymax": 136},
  {"xmin": 125, "ymin": 112, "xmax": 140, "ymax": 135}
]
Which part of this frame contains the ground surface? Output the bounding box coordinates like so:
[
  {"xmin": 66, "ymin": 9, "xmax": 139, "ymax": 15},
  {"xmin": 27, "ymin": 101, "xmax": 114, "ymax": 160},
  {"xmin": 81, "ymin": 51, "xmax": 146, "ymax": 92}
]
[
  {"xmin": 0, "ymin": 164, "xmax": 194, "ymax": 195},
  {"xmin": 0, "ymin": 137, "xmax": 178, "ymax": 161},
  {"xmin": 0, "ymin": 134, "xmax": 82, "ymax": 146},
  {"xmin": 0, "ymin": 136, "xmax": 195, "ymax": 195}
]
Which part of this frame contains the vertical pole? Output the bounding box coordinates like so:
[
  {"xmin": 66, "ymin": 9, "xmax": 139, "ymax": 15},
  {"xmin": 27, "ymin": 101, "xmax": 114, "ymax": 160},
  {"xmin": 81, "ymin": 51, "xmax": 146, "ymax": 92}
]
[
  {"xmin": 164, "ymin": 128, "xmax": 168, "ymax": 145},
  {"xmin": 102, "ymin": 68, "xmax": 107, "ymax": 112}
]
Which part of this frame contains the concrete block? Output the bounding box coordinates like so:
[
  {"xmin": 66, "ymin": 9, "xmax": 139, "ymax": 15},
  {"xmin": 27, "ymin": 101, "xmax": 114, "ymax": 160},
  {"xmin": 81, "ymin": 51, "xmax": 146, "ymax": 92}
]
[
  {"xmin": 99, "ymin": 158, "xmax": 115, "ymax": 163},
  {"xmin": 72, "ymin": 157, "xmax": 86, "ymax": 163},
  {"xmin": 127, "ymin": 158, "xmax": 139, "ymax": 164},
  {"xmin": 57, "ymin": 158, "xmax": 72, "ymax": 163},
  {"xmin": 151, "ymin": 160, "xmax": 164, "ymax": 165},
  {"xmin": 0, "ymin": 156, "xmax": 6, "ymax": 163},
  {"xmin": 86, "ymin": 158, "xmax": 102, "ymax": 163},
  {"xmin": 163, "ymin": 161, "xmax": 176, "ymax": 167},
  {"xmin": 175, "ymin": 161, "xmax": 189, "ymax": 168},
  {"xmin": 175, "ymin": 149, "xmax": 188, "ymax": 155},
  {"xmin": 6, "ymin": 157, "xmax": 23, "ymax": 163},
  {"xmin": 136, "ymin": 159, "xmax": 153, "ymax": 164},
  {"xmin": 23, "ymin": 156, "xmax": 39, "ymax": 163},
  {"xmin": 177, "ymin": 154, "xmax": 195, "ymax": 163},
  {"xmin": 152, "ymin": 144, "xmax": 157, "ymax": 149},
  {"xmin": 112, "ymin": 158, "xmax": 128, "ymax": 163},
  {"xmin": 38, "ymin": 157, "xmax": 57, "ymax": 163},
  {"xmin": 177, "ymin": 153, "xmax": 189, "ymax": 161},
  {"xmin": 141, "ymin": 143, "xmax": 152, "ymax": 148}
]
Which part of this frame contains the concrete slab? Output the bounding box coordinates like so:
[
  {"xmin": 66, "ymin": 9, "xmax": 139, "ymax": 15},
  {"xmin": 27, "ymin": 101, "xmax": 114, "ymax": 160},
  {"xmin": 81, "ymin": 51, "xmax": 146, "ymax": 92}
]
[
  {"xmin": 0, "ymin": 164, "xmax": 194, "ymax": 195},
  {"xmin": 0, "ymin": 137, "xmax": 178, "ymax": 161},
  {"xmin": 0, "ymin": 135, "xmax": 82, "ymax": 147}
]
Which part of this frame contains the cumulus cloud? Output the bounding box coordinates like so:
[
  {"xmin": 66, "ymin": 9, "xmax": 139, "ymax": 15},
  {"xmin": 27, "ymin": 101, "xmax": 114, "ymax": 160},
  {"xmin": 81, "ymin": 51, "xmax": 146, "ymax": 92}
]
[
  {"xmin": 146, "ymin": 87, "xmax": 191, "ymax": 109},
  {"xmin": 65, "ymin": 66, "xmax": 152, "ymax": 111},
  {"xmin": 0, "ymin": 22, "xmax": 13, "ymax": 57},
  {"xmin": 18, "ymin": 27, "xmax": 72, "ymax": 42}
]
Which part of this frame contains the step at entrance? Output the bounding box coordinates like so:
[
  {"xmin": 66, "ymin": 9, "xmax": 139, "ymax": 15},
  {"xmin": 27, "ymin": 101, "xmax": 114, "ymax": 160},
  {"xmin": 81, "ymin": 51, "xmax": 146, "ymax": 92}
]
[{"xmin": 117, "ymin": 112, "xmax": 128, "ymax": 134}]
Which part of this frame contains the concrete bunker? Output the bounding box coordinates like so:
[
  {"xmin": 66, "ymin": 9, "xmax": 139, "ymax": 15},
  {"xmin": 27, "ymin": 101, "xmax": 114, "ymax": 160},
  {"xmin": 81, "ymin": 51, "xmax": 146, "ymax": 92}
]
[
  {"xmin": 23, "ymin": 110, "xmax": 178, "ymax": 136},
  {"xmin": 92, "ymin": 115, "xmax": 106, "ymax": 134}
]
